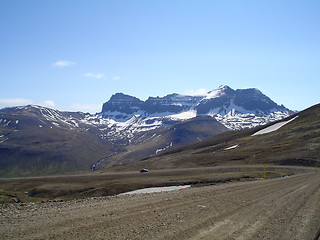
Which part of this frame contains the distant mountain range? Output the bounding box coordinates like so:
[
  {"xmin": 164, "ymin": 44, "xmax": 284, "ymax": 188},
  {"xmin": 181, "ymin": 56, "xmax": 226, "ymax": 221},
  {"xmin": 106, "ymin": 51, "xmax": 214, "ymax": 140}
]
[
  {"xmin": 100, "ymin": 85, "xmax": 292, "ymax": 129},
  {"xmin": 0, "ymin": 85, "xmax": 294, "ymax": 177}
]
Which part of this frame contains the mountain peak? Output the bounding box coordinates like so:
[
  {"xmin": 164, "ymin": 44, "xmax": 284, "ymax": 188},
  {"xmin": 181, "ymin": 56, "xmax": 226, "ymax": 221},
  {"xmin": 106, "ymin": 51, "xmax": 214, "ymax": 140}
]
[
  {"xmin": 206, "ymin": 85, "xmax": 234, "ymax": 100},
  {"xmin": 218, "ymin": 85, "xmax": 231, "ymax": 90},
  {"xmin": 109, "ymin": 93, "xmax": 142, "ymax": 101},
  {"xmin": 101, "ymin": 93, "xmax": 144, "ymax": 118}
]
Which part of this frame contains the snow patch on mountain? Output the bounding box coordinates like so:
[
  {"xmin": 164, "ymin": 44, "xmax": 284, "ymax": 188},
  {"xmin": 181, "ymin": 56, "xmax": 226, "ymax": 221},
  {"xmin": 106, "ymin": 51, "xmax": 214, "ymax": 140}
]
[
  {"xmin": 204, "ymin": 85, "xmax": 229, "ymax": 100},
  {"xmin": 156, "ymin": 142, "xmax": 173, "ymax": 154},
  {"xmin": 252, "ymin": 116, "xmax": 298, "ymax": 136},
  {"xmin": 213, "ymin": 111, "xmax": 290, "ymax": 130},
  {"xmin": 0, "ymin": 138, "xmax": 8, "ymax": 144},
  {"xmin": 224, "ymin": 144, "xmax": 239, "ymax": 150},
  {"xmin": 167, "ymin": 110, "xmax": 197, "ymax": 120}
]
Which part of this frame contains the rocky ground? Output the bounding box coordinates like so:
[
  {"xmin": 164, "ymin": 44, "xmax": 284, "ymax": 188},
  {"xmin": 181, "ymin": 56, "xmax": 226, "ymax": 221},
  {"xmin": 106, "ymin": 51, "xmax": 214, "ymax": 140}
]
[{"xmin": 1, "ymin": 170, "xmax": 320, "ymax": 240}]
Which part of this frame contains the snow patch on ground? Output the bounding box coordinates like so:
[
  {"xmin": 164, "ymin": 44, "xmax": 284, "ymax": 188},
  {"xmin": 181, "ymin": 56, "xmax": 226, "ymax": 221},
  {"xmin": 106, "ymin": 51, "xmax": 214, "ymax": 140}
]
[
  {"xmin": 119, "ymin": 185, "xmax": 191, "ymax": 195},
  {"xmin": 252, "ymin": 116, "xmax": 298, "ymax": 136},
  {"xmin": 0, "ymin": 138, "xmax": 8, "ymax": 144},
  {"xmin": 156, "ymin": 142, "xmax": 173, "ymax": 154},
  {"xmin": 224, "ymin": 145, "xmax": 239, "ymax": 150},
  {"xmin": 52, "ymin": 122, "xmax": 60, "ymax": 127}
]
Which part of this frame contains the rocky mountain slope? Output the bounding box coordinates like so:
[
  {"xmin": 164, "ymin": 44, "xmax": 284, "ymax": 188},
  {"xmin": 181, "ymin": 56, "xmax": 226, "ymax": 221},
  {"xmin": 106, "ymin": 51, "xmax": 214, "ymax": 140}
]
[
  {"xmin": 99, "ymin": 116, "xmax": 228, "ymax": 168},
  {"xmin": 116, "ymin": 103, "xmax": 320, "ymax": 171},
  {"xmin": 0, "ymin": 105, "xmax": 117, "ymax": 177}
]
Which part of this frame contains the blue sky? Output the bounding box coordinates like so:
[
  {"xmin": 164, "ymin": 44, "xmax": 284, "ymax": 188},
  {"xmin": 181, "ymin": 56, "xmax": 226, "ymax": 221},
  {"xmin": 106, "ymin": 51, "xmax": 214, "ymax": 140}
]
[{"xmin": 1, "ymin": 0, "xmax": 319, "ymax": 113}]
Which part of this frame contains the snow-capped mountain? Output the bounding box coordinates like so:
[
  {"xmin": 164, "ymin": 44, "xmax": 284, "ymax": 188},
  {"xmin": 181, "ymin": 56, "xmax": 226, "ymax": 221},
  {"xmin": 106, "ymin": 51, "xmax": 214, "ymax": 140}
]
[
  {"xmin": 0, "ymin": 85, "xmax": 293, "ymax": 176},
  {"xmin": 100, "ymin": 85, "xmax": 292, "ymax": 130},
  {"xmin": 101, "ymin": 92, "xmax": 203, "ymax": 121}
]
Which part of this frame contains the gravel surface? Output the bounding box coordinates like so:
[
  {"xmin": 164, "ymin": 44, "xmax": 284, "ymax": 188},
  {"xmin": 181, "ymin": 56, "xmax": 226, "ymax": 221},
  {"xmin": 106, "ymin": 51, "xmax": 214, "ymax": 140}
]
[{"xmin": 1, "ymin": 171, "xmax": 320, "ymax": 240}]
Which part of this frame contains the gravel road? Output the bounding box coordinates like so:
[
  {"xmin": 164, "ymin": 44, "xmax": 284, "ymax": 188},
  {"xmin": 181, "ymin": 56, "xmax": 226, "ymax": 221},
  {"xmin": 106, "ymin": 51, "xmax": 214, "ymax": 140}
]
[{"xmin": 1, "ymin": 171, "xmax": 319, "ymax": 240}]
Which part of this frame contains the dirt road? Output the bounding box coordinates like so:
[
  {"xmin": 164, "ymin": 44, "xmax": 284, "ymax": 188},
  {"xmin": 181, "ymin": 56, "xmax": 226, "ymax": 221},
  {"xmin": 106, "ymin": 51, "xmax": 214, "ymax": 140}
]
[{"xmin": 1, "ymin": 170, "xmax": 320, "ymax": 240}]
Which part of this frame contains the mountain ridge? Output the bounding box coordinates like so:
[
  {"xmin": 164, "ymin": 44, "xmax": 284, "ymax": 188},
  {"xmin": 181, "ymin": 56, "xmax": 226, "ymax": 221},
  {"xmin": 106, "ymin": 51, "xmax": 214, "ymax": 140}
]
[
  {"xmin": 0, "ymin": 85, "xmax": 296, "ymax": 177},
  {"xmin": 100, "ymin": 85, "xmax": 292, "ymax": 130}
]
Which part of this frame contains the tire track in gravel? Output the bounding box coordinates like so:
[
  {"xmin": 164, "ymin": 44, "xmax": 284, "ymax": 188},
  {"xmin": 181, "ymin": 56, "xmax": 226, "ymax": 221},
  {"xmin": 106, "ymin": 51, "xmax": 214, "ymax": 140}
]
[{"xmin": 187, "ymin": 172, "xmax": 320, "ymax": 240}]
